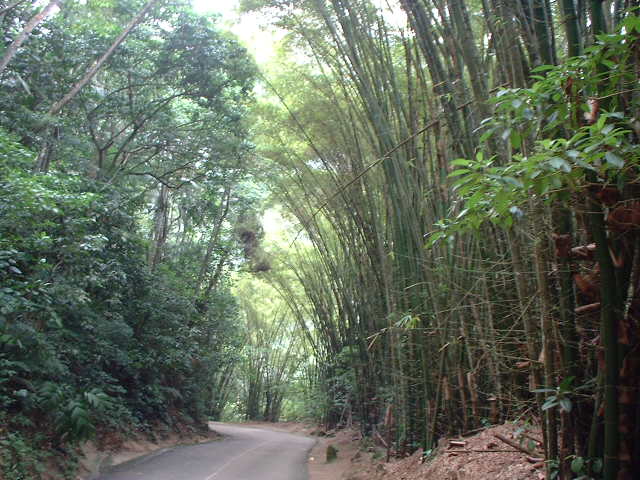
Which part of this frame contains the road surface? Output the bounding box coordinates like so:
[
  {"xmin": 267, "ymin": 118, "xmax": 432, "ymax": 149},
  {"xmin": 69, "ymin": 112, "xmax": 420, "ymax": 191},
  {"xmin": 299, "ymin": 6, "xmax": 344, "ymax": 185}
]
[{"xmin": 96, "ymin": 423, "xmax": 316, "ymax": 480}]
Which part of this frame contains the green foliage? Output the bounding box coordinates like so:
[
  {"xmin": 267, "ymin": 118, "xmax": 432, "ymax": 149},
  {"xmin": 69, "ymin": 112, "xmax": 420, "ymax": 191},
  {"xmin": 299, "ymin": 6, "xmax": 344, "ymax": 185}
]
[
  {"xmin": 533, "ymin": 376, "xmax": 587, "ymax": 414},
  {"xmin": 429, "ymin": 27, "xmax": 640, "ymax": 243},
  {"xmin": 0, "ymin": 0, "xmax": 260, "ymax": 475},
  {"xmin": 0, "ymin": 428, "xmax": 52, "ymax": 480},
  {"xmin": 0, "ymin": 119, "xmax": 245, "ymax": 475}
]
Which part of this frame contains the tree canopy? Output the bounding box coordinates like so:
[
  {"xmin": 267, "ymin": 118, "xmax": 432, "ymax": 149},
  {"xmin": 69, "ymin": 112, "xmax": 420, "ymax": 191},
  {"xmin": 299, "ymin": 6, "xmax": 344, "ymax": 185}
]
[{"xmin": 2, "ymin": 1, "xmax": 640, "ymax": 480}]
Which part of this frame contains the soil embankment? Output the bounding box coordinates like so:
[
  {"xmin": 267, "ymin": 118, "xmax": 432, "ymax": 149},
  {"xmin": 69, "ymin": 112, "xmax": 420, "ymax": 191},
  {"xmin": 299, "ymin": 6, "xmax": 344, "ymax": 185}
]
[{"xmin": 303, "ymin": 423, "xmax": 543, "ymax": 480}]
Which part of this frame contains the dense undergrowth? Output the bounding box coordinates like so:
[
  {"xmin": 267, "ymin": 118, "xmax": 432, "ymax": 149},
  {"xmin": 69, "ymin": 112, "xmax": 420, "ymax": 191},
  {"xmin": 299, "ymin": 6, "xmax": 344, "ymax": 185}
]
[
  {"xmin": 0, "ymin": 1, "xmax": 259, "ymax": 477},
  {"xmin": 0, "ymin": 132, "xmax": 243, "ymax": 478}
]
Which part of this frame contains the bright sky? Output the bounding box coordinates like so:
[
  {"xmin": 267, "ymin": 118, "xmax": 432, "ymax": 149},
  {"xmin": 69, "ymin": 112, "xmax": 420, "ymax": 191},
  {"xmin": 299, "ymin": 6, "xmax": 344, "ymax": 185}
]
[
  {"xmin": 192, "ymin": 0, "xmax": 279, "ymax": 65},
  {"xmin": 192, "ymin": 0, "xmax": 239, "ymax": 19}
]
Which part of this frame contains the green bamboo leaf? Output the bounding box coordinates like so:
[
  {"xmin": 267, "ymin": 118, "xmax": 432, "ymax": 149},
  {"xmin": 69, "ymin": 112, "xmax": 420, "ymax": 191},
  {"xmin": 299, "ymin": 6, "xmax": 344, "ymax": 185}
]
[
  {"xmin": 548, "ymin": 157, "xmax": 571, "ymax": 172},
  {"xmin": 502, "ymin": 176, "xmax": 523, "ymax": 188},
  {"xmin": 601, "ymin": 124, "xmax": 614, "ymax": 135},
  {"xmin": 559, "ymin": 397, "xmax": 572, "ymax": 412},
  {"xmin": 426, "ymin": 231, "xmax": 445, "ymax": 247},
  {"xmin": 456, "ymin": 208, "xmax": 470, "ymax": 220},
  {"xmin": 530, "ymin": 64, "xmax": 556, "ymax": 72},
  {"xmin": 558, "ymin": 376, "xmax": 575, "ymax": 391},
  {"xmin": 592, "ymin": 459, "xmax": 603, "ymax": 473},
  {"xmin": 624, "ymin": 15, "xmax": 640, "ymax": 32},
  {"xmin": 448, "ymin": 169, "xmax": 470, "ymax": 177},
  {"xmin": 575, "ymin": 159, "xmax": 596, "ymax": 171},
  {"xmin": 480, "ymin": 130, "xmax": 494, "ymax": 142},
  {"xmin": 451, "ymin": 159, "xmax": 472, "ymax": 167},
  {"xmin": 532, "ymin": 388, "xmax": 555, "ymax": 393},
  {"xmin": 604, "ymin": 151, "xmax": 624, "ymax": 167},
  {"xmin": 542, "ymin": 396, "xmax": 558, "ymax": 410}
]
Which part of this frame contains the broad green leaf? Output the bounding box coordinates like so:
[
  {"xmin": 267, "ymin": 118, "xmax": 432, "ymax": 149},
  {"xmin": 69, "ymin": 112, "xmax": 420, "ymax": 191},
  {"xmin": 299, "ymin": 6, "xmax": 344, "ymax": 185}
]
[
  {"xmin": 571, "ymin": 457, "xmax": 585, "ymax": 474},
  {"xmin": 511, "ymin": 131, "xmax": 522, "ymax": 149}
]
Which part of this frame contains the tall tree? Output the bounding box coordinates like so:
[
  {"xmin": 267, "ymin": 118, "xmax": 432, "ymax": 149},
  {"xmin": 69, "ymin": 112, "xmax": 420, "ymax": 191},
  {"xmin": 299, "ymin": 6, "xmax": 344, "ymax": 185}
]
[
  {"xmin": 35, "ymin": 0, "xmax": 164, "ymax": 172},
  {"xmin": 0, "ymin": 0, "xmax": 61, "ymax": 74}
]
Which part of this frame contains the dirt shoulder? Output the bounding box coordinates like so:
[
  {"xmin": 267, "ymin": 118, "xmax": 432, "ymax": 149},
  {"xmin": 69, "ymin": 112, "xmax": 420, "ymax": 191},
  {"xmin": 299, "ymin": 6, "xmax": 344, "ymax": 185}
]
[
  {"xmin": 267, "ymin": 421, "xmax": 545, "ymax": 480},
  {"xmin": 238, "ymin": 421, "xmax": 384, "ymax": 480},
  {"xmin": 383, "ymin": 423, "xmax": 543, "ymax": 480},
  {"xmin": 307, "ymin": 428, "xmax": 385, "ymax": 480}
]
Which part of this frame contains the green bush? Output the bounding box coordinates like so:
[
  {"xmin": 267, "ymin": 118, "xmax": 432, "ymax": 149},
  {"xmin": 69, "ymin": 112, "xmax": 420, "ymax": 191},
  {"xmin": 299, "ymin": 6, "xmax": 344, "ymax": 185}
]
[{"xmin": 0, "ymin": 129, "xmax": 243, "ymax": 477}]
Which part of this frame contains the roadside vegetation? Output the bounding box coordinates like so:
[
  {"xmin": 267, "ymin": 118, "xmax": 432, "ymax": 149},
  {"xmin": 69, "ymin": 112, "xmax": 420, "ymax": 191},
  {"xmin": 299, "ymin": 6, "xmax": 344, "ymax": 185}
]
[
  {"xmin": 0, "ymin": 1, "xmax": 257, "ymax": 477},
  {"xmin": 242, "ymin": 2, "xmax": 640, "ymax": 480}
]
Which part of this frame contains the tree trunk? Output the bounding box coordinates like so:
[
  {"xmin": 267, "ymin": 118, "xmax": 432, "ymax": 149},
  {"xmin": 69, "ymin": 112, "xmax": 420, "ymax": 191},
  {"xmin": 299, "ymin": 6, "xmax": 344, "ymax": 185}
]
[
  {"xmin": 203, "ymin": 249, "xmax": 230, "ymax": 298},
  {"xmin": 587, "ymin": 5, "xmax": 621, "ymax": 479},
  {"xmin": 149, "ymin": 184, "xmax": 170, "ymax": 271},
  {"xmin": 560, "ymin": 0, "xmax": 582, "ymax": 57},
  {"xmin": 195, "ymin": 185, "xmax": 232, "ymax": 298},
  {"xmin": 532, "ymin": 205, "xmax": 559, "ymax": 475},
  {"xmin": 0, "ymin": 0, "xmax": 61, "ymax": 75},
  {"xmin": 35, "ymin": 0, "xmax": 163, "ymax": 172}
]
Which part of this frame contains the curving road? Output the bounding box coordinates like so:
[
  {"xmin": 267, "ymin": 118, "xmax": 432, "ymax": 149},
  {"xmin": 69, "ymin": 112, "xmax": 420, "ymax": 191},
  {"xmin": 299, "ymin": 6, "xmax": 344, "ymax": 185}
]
[{"xmin": 96, "ymin": 423, "xmax": 316, "ymax": 480}]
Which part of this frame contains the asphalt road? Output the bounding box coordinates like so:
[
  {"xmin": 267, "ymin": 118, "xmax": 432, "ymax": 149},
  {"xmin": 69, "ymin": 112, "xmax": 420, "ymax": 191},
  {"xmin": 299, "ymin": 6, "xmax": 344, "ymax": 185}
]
[{"xmin": 96, "ymin": 423, "xmax": 316, "ymax": 480}]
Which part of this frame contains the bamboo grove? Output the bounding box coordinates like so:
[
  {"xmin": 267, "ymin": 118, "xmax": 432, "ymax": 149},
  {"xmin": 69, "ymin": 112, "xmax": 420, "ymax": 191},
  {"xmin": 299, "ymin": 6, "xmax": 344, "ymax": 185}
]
[{"xmin": 246, "ymin": 1, "xmax": 640, "ymax": 479}]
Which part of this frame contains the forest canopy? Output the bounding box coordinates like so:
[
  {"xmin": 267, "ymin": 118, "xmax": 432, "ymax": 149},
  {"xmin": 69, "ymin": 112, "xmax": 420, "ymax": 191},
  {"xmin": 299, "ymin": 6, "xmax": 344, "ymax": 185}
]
[{"xmin": 2, "ymin": 1, "xmax": 640, "ymax": 480}]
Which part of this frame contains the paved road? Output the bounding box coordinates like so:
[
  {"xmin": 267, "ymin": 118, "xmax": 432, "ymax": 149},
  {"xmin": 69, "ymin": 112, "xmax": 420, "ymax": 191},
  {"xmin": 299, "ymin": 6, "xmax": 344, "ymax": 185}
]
[{"xmin": 96, "ymin": 423, "xmax": 316, "ymax": 480}]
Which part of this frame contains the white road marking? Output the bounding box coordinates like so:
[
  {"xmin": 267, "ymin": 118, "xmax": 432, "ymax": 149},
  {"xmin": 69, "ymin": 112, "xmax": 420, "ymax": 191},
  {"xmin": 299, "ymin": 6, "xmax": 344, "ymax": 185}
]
[{"xmin": 204, "ymin": 441, "xmax": 269, "ymax": 480}]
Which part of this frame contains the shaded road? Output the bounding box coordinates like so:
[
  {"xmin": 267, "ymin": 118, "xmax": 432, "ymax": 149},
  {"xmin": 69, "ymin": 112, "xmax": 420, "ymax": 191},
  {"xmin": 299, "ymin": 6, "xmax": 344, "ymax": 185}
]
[{"xmin": 96, "ymin": 423, "xmax": 316, "ymax": 480}]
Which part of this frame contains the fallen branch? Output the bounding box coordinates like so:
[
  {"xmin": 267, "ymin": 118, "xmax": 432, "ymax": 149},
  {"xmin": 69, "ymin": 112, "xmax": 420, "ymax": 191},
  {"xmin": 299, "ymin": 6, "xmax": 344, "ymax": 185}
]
[
  {"xmin": 448, "ymin": 440, "xmax": 466, "ymax": 448},
  {"xmin": 575, "ymin": 302, "xmax": 601, "ymax": 314},
  {"xmin": 375, "ymin": 430, "xmax": 388, "ymax": 448},
  {"xmin": 446, "ymin": 449, "xmax": 521, "ymax": 453},
  {"xmin": 461, "ymin": 425, "xmax": 491, "ymax": 437},
  {"xmin": 519, "ymin": 433, "xmax": 543, "ymax": 445},
  {"xmin": 493, "ymin": 433, "xmax": 538, "ymax": 455},
  {"xmin": 571, "ymin": 243, "xmax": 596, "ymax": 260}
]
